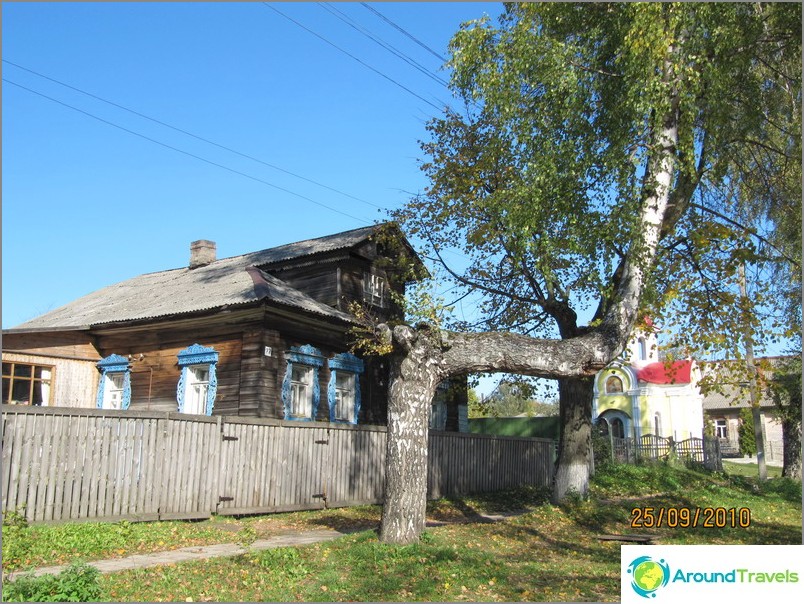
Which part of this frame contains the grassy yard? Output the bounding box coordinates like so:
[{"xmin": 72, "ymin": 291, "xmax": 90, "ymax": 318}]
[
  {"xmin": 3, "ymin": 461, "xmax": 801, "ymax": 602},
  {"xmin": 721, "ymin": 459, "xmax": 783, "ymax": 478}
]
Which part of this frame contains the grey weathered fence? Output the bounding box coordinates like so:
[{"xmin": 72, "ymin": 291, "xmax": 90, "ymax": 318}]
[
  {"xmin": 1, "ymin": 405, "xmax": 553, "ymax": 524},
  {"xmin": 608, "ymin": 433, "xmax": 722, "ymax": 471}
]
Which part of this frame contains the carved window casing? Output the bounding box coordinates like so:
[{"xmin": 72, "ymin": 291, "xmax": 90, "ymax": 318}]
[
  {"xmin": 96, "ymin": 354, "xmax": 131, "ymax": 410},
  {"xmin": 176, "ymin": 344, "xmax": 219, "ymax": 415},
  {"xmin": 282, "ymin": 345, "xmax": 324, "ymax": 421},
  {"xmin": 327, "ymin": 352, "xmax": 364, "ymax": 424}
]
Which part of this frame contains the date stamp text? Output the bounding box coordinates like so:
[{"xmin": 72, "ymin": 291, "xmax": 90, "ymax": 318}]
[{"xmin": 630, "ymin": 506, "xmax": 751, "ymax": 529}]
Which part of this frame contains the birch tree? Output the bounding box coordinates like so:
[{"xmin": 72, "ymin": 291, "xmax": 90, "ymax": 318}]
[{"xmin": 378, "ymin": 2, "xmax": 800, "ymax": 545}]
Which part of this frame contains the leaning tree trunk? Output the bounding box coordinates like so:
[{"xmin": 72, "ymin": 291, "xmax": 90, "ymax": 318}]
[
  {"xmin": 379, "ymin": 326, "xmax": 442, "ymax": 545},
  {"xmin": 552, "ymin": 376, "xmax": 595, "ymax": 503}
]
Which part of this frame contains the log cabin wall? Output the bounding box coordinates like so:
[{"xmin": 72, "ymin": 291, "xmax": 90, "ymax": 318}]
[
  {"xmin": 89, "ymin": 306, "xmax": 386, "ymax": 424},
  {"xmin": 270, "ymin": 311, "xmax": 378, "ymax": 424},
  {"xmin": 94, "ymin": 324, "xmax": 247, "ymax": 415},
  {"xmin": 264, "ymin": 258, "xmax": 341, "ymax": 309}
]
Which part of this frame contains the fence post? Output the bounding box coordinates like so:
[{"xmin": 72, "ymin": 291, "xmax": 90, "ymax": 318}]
[{"xmin": 608, "ymin": 430, "xmax": 614, "ymax": 463}]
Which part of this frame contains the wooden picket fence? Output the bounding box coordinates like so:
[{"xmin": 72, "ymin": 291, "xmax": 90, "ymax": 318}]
[
  {"xmin": 608, "ymin": 433, "xmax": 722, "ymax": 471},
  {"xmin": 1, "ymin": 405, "xmax": 553, "ymax": 524}
]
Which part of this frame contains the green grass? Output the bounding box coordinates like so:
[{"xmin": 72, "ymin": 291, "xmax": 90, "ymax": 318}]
[
  {"xmin": 3, "ymin": 462, "xmax": 801, "ymax": 602},
  {"xmin": 721, "ymin": 459, "xmax": 783, "ymax": 478}
]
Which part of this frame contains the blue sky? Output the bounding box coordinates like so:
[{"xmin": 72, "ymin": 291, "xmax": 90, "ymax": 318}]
[{"xmin": 2, "ymin": 2, "xmax": 501, "ymax": 327}]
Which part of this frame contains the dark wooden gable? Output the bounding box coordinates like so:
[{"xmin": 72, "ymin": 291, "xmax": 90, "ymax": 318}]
[{"xmin": 260, "ymin": 228, "xmax": 416, "ymax": 322}]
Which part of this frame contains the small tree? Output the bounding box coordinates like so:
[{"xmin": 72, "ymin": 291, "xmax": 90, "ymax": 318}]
[
  {"xmin": 769, "ymin": 355, "xmax": 802, "ymax": 479},
  {"xmin": 738, "ymin": 408, "xmax": 757, "ymax": 458}
]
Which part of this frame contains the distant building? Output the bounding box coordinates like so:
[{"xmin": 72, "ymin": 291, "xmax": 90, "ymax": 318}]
[
  {"xmin": 593, "ymin": 321, "xmax": 705, "ymax": 442},
  {"xmin": 700, "ymin": 357, "xmax": 788, "ymax": 461}
]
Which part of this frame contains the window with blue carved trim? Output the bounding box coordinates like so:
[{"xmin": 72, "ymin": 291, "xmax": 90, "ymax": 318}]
[
  {"xmin": 283, "ymin": 345, "xmax": 324, "ymax": 421},
  {"xmin": 334, "ymin": 373, "xmax": 355, "ymax": 421},
  {"xmin": 176, "ymin": 344, "xmax": 219, "ymax": 415},
  {"xmin": 327, "ymin": 352, "xmax": 364, "ymax": 424},
  {"xmin": 289, "ymin": 365, "xmax": 314, "ymax": 419},
  {"xmin": 96, "ymin": 354, "xmax": 131, "ymax": 410}
]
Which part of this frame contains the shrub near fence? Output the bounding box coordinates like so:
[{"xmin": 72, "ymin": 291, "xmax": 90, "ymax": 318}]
[{"xmin": 1, "ymin": 405, "xmax": 554, "ymax": 524}]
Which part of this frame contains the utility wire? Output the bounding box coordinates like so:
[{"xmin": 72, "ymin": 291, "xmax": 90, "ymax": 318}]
[
  {"xmin": 360, "ymin": 3, "xmax": 449, "ymax": 64},
  {"xmin": 2, "ymin": 59, "xmax": 386, "ymax": 211},
  {"xmin": 318, "ymin": 3, "xmax": 449, "ymax": 89},
  {"xmin": 4, "ymin": 78, "xmax": 373, "ymax": 224},
  {"xmin": 262, "ymin": 3, "xmax": 444, "ymax": 113}
]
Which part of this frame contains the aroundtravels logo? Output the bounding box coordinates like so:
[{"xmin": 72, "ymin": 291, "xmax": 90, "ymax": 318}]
[
  {"xmin": 622, "ymin": 545, "xmax": 804, "ymax": 603},
  {"xmin": 627, "ymin": 556, "xmax": 670, "ymax": 598}
]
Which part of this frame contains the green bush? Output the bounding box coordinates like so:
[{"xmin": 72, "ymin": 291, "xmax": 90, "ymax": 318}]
[
  {"xmin": 2, "ymin": 563, "xmax": 101, "ymax": 602},
  {"xmin": 738, "ymin": 408, "xmax": 757, "ymax": 457}
]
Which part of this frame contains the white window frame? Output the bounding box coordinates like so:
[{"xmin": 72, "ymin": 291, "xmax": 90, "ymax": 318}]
[
  {"xmin": 364, "ymin": 271, "xmax": 387, "ymax": 307},
  {"xmin": 102, "ymin": 372, "xmax": 126, "ymax": 410},
  {"xmin": 715, "ymin": 418, "xmax": 728, "ymax": 439},
  {"xmin": 333, "ymin": 372, "xmax": 355, "ymax": 422},
  {"xmin": 290, "ymin": 365, "xmax": 314, "ymax": 419},
  {"xmin": 183, "ymin": 365, "xmax": 210, "ymax": 415}
]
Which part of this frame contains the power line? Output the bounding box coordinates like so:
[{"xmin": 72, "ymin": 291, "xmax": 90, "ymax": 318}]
[
  {"xmin": 318, "ymin": 3, "xmax": 449, "ymax": 89},
  {"xmin": 360, "ymin": 3, "xmax": 449, "ymax": 64},
  {"xmin": 2, "ymin": 59, "xmax": 386, "ymax": 211},
  {"xmin": 262, "ymin": 3, "xmax": 444, "ymax": 113},
  {"xmin": 4, "ymin": 78, "xmax": 374, "ymax": 224}
]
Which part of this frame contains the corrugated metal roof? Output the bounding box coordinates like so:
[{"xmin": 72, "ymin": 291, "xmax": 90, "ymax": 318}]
[{"xmin": 8, "ymin": 225, "xmax": 385, "ymax": 330}]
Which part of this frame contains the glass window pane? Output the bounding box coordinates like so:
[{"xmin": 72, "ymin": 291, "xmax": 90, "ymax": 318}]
[
  {"xmin": 34, "ymin": 366, "xmax": 52, "ymax": 380},
  {"xmin": 193, "ymin": 367, "xmax": 209, "ymax": 383},
  {"xmin": 11, "ymin": 380, "xmax": 31, "ymax": 404},
  {"xmin": 31, "ymin": 382, "xmax": 45, "ymax": 406},
  {"xmin": 2, "ymin": 363, "xmax": 12, "ymax": 377},
  {"xmin": 2, "ymin": 378, "xmax": 10, "ymax": 403},
  {"xmin": 14, "ymin": 364, "xmax": 32, "ymax": 378}
]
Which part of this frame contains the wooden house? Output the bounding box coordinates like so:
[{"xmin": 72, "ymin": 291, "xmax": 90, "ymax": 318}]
[{"xmin": 2, "ymin": 224, "xmax": 467, "ymax": 427}]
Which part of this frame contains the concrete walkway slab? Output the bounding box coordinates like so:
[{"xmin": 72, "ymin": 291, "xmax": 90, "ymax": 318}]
[
  {"xmin": 6, "ymin": 529, "xmax": 347, "ymax": 580},
  {"xmin": 5, "ymin": 512, "xmax": 527, "ymax": 581}
]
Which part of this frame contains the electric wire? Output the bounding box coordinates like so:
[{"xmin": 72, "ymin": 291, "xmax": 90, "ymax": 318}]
[
  {"xmin": 2, "ymin": 59, "xmax": 386, "ymax": 211},
  {"xmin": 360, "ymin": 3, "xmax": 449, "ymax": 64},
  {"xmin": 262, "ymin": 3, "xmax": 444, "ymax": 113},
  {"xmin": 318, "ymin": 3, "xmax": 449, "ymax": 89},
  {"xmin": 4, "ymin": 78, "xmax": 373, "ymax": 224}
]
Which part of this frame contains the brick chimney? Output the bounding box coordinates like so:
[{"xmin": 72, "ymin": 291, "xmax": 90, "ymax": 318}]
[{"xmin": 189, "ymin": 240, "xmax": 216, "ymax": 269}]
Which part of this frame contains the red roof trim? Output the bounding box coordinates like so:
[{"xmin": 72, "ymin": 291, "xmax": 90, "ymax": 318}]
[{"xmin": 636, "ymin": 360, "xmax": 692, "ymax": 384}]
